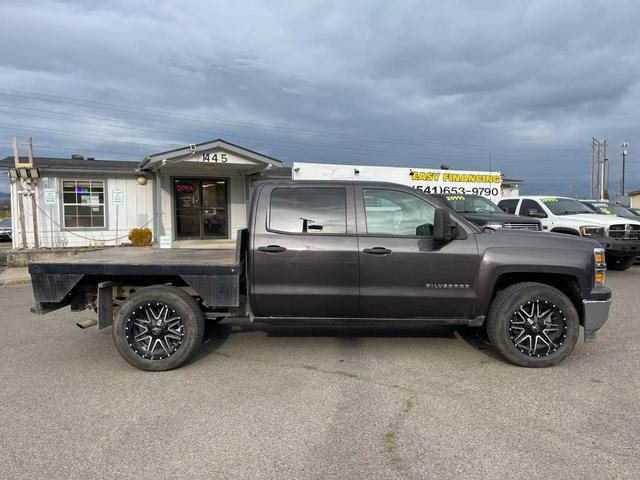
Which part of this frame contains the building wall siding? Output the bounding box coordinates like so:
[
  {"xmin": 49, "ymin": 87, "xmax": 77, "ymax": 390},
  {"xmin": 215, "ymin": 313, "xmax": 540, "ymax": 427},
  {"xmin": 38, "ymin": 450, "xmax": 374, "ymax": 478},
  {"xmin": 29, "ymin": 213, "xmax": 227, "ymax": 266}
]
[{"xmin": 10, "ymin": 174, "xmax": 154, "ymax": 248}]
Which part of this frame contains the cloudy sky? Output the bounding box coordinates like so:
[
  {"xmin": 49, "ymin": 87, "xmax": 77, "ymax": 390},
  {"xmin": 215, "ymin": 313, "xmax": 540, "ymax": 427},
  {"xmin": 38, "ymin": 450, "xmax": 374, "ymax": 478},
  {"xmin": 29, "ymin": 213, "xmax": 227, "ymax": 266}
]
[{"xmin": 1, "ymin": 0, "xmax": 640, "ymax": 197}]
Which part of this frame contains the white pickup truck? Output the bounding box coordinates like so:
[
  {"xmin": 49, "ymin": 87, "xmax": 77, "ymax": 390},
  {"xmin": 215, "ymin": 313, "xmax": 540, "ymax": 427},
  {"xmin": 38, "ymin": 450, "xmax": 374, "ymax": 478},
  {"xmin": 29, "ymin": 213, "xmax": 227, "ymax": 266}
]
[{"xmin": 498, "ymin": 196, "xmax": 640, "ymax": 270}]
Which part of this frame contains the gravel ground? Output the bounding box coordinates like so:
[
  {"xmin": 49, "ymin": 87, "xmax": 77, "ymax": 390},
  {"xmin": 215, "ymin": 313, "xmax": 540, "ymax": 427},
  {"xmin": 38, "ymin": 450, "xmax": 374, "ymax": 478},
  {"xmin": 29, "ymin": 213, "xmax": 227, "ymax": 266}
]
[{"xmin": 0, "ymin": 269, "xmax": 638, "ymax": 480}]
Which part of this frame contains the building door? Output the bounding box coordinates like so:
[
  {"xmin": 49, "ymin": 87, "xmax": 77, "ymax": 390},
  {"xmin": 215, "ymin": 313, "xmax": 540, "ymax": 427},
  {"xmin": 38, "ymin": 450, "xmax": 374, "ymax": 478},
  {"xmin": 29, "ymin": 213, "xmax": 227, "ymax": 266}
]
[
  {"xmin": 174, "ymin": 178, "xmax": 228, "ymax": 239},
  {"xmin": 202, "ymin": 180, "xmax": 228, "ymax": 238}
]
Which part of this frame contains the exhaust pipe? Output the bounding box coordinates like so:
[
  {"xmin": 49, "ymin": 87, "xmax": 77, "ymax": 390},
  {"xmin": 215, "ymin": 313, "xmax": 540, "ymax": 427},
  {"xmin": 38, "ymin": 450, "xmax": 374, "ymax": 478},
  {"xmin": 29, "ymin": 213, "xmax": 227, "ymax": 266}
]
[{"xmin": 76, "ymin": 319, "xmax": 98, "ymax": 329}]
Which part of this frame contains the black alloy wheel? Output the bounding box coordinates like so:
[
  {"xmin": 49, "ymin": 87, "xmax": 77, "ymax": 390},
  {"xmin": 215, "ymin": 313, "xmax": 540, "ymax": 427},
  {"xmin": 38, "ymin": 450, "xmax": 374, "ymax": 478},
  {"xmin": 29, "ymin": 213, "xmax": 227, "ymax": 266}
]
[
  {"xmin": 509, "ymin": 300, "xmax": 567, "ymax": 357},
  {"xmin": 486, "ymin": 282, "xmax": 580, "ymax": 367},
  {"xmin": 113, "ymin": 285, "xmax": 204, "ymax": 371},
  {"xmin": 125, "ymin": 302, "xmax": 184, "ymax": 360}
]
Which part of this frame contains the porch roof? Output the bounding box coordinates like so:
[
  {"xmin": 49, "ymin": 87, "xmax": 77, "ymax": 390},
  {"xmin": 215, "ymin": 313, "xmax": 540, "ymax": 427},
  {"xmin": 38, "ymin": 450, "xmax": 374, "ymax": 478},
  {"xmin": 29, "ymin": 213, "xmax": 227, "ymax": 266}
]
[{"xmin": 139, "ymin": 139, "xmax": 283, "ymax": 172}]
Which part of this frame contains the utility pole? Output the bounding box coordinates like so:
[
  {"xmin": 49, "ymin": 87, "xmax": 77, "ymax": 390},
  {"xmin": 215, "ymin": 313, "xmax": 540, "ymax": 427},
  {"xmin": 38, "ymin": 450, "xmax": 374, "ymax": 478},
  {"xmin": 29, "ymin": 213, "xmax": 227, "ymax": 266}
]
[
  {"xmin": 591, "ymin": 140, "xmax": 595, "ymax": 198},
  {"xmin": 593, "ymin": 137, "xmax": 602, "ymax": 199},
  {"xmin": 12, "ymin": 137, "xmax": 28, "ymax": 249},
  {"xmin": 620, "ymin": 142, "xmax": 629, "ymax": 196},
  {"xmin": 603, "ymin": 139, "xmax": 608, "ymax": 199},
  {"xmin": 591, "ymin": 137, "xmax": 608, "ymax": 200},
  {"xmin": 27, "ymin": 137, "xmax": 39, "ymax": 249}
]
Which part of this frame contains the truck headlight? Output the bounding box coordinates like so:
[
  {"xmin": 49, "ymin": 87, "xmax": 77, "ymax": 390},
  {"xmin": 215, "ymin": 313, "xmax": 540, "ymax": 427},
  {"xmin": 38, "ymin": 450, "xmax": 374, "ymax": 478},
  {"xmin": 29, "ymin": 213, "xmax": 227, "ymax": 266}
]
[
  {"xmin": 485, "ymin": 222, "xmax": 503, "ymax": 230},
  {"xmin": 594, "ymin": 248, "xmax": 606, "ymax": 287},
  {"xmin": 580, "ymin": 225, "xmax": 605, "ymax": 237}
]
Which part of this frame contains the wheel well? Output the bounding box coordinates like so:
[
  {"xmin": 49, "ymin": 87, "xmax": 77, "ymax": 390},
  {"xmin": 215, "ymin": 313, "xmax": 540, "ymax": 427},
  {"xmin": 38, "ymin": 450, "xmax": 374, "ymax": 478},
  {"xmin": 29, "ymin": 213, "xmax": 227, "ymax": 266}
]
[
  {"xmin": 550, "ymin": 227, "xmax": 580, "ymax": 235},
  {"xmin": 492, "ymin": 272, "xmax": 582, "ymax": 320}
]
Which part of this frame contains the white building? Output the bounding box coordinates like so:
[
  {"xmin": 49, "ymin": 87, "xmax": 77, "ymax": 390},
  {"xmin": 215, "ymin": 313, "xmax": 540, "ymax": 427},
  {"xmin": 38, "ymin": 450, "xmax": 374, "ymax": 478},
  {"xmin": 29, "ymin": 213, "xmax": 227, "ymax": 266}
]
[{"xmin": 0, "ymin": 139, "xmax": 283, "ymax": 248}]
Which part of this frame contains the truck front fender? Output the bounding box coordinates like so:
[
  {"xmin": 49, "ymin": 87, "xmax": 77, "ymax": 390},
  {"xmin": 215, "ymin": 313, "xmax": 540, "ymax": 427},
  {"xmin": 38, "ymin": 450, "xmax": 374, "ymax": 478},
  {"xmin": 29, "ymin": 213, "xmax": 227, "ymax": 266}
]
[{"xmin": 475, "ymin": 247, "xmax": 592, "ymax": 317}]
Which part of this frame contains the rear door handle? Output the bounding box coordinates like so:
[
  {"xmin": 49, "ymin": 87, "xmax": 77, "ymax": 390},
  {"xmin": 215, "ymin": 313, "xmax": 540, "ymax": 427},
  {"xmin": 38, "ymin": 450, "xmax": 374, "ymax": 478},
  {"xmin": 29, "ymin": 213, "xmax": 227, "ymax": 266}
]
[
  {"xmin": 363, "ymin": 247, "xmax": 392, "ymax": 255},
  {"xmin": 257, "ymin": 245, "xmax": 287, "ymax": 253}
]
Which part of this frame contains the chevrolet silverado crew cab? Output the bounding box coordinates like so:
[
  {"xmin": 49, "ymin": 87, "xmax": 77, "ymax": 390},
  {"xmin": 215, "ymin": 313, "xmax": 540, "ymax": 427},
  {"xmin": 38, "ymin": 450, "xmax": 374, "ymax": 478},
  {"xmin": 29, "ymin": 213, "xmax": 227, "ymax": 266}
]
[
  {"xmin": 29, "ymin": 181, "xmax": 611, "ymax": 371},
  {"xmin": 498, "ymin": 195, "xmax": 640, "ymax": 270},
  {"xmin": 432, "ymin": 194, "xmax": 541, "ymax": 231}
]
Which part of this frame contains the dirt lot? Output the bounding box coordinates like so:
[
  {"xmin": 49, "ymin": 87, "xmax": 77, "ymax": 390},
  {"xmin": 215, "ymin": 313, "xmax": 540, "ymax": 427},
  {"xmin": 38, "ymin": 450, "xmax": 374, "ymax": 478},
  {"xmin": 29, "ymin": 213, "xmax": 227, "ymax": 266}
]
[{"xmin": 0, "ymin": 269, "xmax": 638, "ymax": 479}]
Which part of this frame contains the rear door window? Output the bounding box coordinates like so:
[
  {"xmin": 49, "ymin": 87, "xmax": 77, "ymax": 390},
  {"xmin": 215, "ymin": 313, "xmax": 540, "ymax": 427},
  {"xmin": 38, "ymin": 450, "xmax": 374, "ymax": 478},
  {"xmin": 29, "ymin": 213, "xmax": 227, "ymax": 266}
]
[
  {"xmin": 520, "ymin": 199, "xmax": 546, "ymax": 217},
  {"xmin": 498, "ymin": 199, "xmax": 519, "ymax": 214},
  {"xmin": 269, "ymin": 187, "xmax": 347, "ymax": 234}
]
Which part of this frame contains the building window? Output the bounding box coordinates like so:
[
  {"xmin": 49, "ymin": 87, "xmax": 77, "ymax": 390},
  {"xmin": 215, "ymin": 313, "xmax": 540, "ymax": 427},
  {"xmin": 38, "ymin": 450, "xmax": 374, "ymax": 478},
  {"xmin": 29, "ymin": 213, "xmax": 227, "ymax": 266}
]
[{"xmin": 62, "ymin": 180, "xmax": 105, "ymax": 228}]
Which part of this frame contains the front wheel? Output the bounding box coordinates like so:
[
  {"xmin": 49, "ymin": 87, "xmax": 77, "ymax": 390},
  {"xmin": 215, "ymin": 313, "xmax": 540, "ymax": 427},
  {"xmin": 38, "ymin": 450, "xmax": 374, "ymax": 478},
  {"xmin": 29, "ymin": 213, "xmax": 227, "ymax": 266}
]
[
  {"xmin": 486, "ymin": 282, "xmax": 580, "ymax": 367},
  {"xmin": 606, "ymin": 255, "xmax": 635, "ymax": 271},
  {"xmin": 112, "ymin": 285, "xmax": 204, "ymax": 371}
]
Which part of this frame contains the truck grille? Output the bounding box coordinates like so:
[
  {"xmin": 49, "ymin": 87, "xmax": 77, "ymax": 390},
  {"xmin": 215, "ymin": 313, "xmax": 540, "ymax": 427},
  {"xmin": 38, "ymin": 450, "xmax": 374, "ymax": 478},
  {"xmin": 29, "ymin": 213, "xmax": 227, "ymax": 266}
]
[
  {"xmin": 608, "ymin": 224, "xmax": 640, "ymax": 239},
  {"xmin": 503, "ymin": 223, "xmax": 542, "ymax": 231}
]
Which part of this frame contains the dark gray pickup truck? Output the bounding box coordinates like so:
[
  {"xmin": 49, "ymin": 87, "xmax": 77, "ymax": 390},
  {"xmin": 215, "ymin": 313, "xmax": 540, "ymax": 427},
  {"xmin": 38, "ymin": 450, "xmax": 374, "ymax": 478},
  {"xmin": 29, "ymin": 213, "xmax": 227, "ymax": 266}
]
[{"xmin": 29, "ymin": 181, "xmax": 612, "ymax": 370}]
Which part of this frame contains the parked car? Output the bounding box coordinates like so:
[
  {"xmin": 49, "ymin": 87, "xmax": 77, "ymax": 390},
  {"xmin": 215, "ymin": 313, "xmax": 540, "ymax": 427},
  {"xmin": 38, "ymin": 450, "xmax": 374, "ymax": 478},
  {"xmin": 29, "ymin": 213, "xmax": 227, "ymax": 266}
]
[
  {"xmin": 497, "ymin": 196, "xmax": 640, "ymax": 270},
  {"xmin": 29, "ymin": 181, "xmax": 610, "ymax": 370},
  {"xmin": 579, "ymin": 200, "xmax": 639, "ymax": 219},
  {"xmin": 0, "ymin": 218, "xmax": 11, "ymax": 241},
  {"xmin": 432, "ymin": 194, "xmax": 541, "ymax": 231},
  {"xmin": 624, "ymin": 206, "xmax": 640, "ymax": 217}
]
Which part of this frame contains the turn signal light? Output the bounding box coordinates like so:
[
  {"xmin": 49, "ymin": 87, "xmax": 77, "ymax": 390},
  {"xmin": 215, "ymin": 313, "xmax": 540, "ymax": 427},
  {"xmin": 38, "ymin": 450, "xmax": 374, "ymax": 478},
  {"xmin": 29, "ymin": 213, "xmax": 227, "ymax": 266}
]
[
  {"xmin": 594, "ymin": 250, "xmax": 605, "ymax": 265},
  {"xmin": 594, "ymin": 248, "xmax": 606, "ymax": 287}
]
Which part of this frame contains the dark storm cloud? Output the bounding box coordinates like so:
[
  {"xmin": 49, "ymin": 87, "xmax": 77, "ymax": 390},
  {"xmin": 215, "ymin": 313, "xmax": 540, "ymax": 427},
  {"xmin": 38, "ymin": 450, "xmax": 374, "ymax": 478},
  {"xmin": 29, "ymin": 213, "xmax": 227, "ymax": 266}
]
[{"xmin": 1, "ymin": 0, "xmax": 640, "ymax": 196}]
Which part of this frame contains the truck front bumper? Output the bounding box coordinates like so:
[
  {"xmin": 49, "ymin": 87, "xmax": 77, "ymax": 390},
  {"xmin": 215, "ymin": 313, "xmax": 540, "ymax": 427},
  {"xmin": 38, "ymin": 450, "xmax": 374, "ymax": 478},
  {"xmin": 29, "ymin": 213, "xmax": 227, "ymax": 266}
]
[
  {"xmin": 583, "ymin": 288, "xmax": 612, "ymax": 343},
  {"xmin": 592, "ymin": 236, "xmax": 640, "ymax": 256}
]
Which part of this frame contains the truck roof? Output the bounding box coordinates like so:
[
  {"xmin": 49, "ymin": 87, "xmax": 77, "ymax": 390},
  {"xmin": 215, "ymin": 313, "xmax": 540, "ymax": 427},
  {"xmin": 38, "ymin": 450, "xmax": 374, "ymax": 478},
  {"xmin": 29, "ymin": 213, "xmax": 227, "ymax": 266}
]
[
  {"xmin": 510, "ymin": 195, "xmax": 573, "ymax": 200},
  {"xmin": 258, "ymin": 180, "xmax": 420, "ymax": 189}
]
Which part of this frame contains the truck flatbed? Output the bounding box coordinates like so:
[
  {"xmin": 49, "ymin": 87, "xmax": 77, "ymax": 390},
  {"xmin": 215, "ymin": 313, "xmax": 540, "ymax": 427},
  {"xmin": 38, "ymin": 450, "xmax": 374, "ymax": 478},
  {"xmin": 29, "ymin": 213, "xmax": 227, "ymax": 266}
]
[
  {"xmin": 29, "ymin": 238, "xmax": 246, "ymax": 314},
  {"xmin": 29, "ymin": 248, "xmax": 239, "ymax": 276}
]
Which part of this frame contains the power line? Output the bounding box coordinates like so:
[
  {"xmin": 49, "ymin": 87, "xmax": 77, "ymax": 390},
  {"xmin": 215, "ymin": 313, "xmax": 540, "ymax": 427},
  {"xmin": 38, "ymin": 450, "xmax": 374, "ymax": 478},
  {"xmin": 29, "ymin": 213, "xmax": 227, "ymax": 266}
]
[
  {"xmin": 0, "ymin": 121, "xmax": 586, "ymax": 168},
  {"xmin": 0, "ymin": 103, "xmax": 593, "ymax": 162},
  {"xmin": 0, "ymin": 87, "xmax": 587, "ymax": 154}
]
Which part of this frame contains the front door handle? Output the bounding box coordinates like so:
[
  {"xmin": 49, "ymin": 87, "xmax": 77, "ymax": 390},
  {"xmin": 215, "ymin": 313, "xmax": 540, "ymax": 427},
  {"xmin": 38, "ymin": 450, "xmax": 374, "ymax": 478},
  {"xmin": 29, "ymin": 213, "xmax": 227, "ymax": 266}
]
[
  {"xmin": 257, "ymin": 245, "xmax": 287, "ymax": 253},
  {"xmin": 363, "ymin": 247, "xmax": 392, "ymax": 255}
]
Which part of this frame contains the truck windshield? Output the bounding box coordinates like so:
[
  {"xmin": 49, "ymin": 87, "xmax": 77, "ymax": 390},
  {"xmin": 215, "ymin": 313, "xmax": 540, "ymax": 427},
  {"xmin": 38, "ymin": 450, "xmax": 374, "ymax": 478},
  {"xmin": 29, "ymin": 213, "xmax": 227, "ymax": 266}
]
[
  {"xmin": 540, "ymin": 198, "xmax": 594, "ymax": 215},
  {"xmin": 443, "ymin": 195, "xmax": 503, "ymax": 214},
  {"xmin": 582, "ymin": 202, "xmax": 636, "ymax": 218}
]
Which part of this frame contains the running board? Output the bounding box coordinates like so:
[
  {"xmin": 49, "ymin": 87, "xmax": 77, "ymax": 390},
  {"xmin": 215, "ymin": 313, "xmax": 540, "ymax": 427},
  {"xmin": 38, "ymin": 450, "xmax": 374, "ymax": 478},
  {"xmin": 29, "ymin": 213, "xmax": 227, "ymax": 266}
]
[{"xmin": 252, "ymin": 316, "xmax": 484, "ymax": 327}]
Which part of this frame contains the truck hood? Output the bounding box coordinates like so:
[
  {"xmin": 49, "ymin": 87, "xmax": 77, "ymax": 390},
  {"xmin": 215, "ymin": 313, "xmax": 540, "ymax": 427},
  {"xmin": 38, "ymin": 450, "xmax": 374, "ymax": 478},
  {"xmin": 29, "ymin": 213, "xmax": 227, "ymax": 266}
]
[
  {"xmin": 552, "ymin": 213, "xmax": 640, "ymax": 227},
  {"xmin": 476, "ymin": 228, "xmax": 599, "ymax": 252},
  {"xmin": 462, "ymin": 212, "xmax": 539, "ymax": 225}
]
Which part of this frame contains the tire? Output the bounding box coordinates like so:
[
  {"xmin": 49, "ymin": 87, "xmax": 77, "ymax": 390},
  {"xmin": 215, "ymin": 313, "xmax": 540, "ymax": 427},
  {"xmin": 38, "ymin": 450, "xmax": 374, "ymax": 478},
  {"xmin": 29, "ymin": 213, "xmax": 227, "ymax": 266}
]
[
  {"xmin": 606, "ymin": 255, "xmax": 636, "ymax": 271},
  {"xmin": 486, "ymin": 282, "xmax": 580, "ymax": 367},
  {"xmin": 112, "ymin": 285, "xmax": 204, "ymax": 371}
]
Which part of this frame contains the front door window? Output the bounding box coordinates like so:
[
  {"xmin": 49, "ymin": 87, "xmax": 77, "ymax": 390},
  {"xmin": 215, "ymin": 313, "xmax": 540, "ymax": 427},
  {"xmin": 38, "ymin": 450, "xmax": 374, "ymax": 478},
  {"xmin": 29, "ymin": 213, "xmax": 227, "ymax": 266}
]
[
  {"xmin": 175, "ymin": 180, "xmax": 201, "ymax": 239},
  {"xmin": 203, "ymin": 180, "xmax": 228, "ymax": 238},
  {"xmin": 174, "ymin": 179, "xmax": 228, "ymax": 240}
]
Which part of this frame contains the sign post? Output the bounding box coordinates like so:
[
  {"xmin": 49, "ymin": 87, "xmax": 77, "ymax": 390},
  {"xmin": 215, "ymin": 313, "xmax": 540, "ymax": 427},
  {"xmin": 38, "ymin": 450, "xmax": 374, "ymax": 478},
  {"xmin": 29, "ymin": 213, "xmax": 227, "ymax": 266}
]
[
  {"xmin": 112, "ymin": 189, "xmax": 124, "ymax": 247},
  {"xmin": 43, "ymin": 187, "xmax": 56, "ymax": 247}
]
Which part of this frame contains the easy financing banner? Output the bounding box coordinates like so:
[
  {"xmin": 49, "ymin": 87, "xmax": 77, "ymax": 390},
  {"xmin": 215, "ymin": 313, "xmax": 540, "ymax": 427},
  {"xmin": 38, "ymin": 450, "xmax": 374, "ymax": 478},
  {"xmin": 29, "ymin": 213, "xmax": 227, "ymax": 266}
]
[{"xmin": 292, "ymin": 162, "xmax": 502, "ymax": 202}]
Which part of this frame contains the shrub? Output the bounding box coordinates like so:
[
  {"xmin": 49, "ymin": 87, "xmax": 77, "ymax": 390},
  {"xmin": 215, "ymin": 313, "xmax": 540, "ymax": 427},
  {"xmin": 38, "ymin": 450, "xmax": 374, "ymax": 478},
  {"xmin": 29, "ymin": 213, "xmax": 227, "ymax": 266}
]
[{"xmin": 128, "ymin": 227, "xmax": 152, "ymax": 246}]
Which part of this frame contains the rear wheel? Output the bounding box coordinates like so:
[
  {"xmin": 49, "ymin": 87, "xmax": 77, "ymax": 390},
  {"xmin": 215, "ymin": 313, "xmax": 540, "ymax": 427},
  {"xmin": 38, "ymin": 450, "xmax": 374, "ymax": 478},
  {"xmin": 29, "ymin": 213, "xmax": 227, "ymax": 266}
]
[
  {"xmin": 606, "ymin": 255, "xmax": 635, "ymax": 271},
  {"xmin": 486, "ymin": 282, "xmax": 580, "ymax": 367},
  {"xmin": 113, "ymin": 285, "xmax": 204, "ymax": 371}
]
